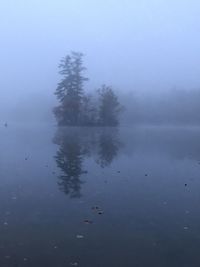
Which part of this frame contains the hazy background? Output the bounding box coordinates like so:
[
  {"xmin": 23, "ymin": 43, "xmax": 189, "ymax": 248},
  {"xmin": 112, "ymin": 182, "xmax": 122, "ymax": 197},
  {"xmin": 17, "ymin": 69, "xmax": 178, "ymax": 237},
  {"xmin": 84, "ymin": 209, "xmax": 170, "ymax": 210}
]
[{"xmin": 0, "ymin": 0, "xmax": 200, "ymax": 124}]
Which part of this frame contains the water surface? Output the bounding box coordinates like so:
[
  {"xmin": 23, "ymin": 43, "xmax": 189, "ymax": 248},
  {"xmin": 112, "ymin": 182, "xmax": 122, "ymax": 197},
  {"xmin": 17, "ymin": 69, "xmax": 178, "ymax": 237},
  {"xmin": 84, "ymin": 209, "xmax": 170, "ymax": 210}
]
[{"xmin": 1, "ymin": 125, "xmax": 200, "ymax": 267}]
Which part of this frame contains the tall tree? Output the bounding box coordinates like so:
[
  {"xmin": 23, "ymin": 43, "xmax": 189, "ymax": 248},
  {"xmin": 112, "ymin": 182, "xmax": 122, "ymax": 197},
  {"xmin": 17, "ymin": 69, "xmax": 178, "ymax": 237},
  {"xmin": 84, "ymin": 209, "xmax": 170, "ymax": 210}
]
[
  {"xmin": 98, "ymin": 85, "xmax": 122, "ymax": 126},
  {"xmin": 54, "ymin": 52, "xmax": 88, "ymax": 125}
]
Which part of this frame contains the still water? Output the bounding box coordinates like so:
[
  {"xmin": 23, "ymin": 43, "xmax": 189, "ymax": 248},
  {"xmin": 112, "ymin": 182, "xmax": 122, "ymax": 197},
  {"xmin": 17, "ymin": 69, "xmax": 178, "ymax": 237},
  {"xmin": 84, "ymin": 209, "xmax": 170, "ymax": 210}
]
[{"xmin": 1, "ymin": 124, "xmax": 200, "ymax": 267}]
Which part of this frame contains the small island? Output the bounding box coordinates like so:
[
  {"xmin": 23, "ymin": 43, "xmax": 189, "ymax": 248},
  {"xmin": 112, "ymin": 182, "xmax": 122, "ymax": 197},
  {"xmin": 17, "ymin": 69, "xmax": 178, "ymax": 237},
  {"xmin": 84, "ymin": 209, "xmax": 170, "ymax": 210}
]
[{"xmin": 53, "ymin": 52, "xmax": 122, "ymax": 127}]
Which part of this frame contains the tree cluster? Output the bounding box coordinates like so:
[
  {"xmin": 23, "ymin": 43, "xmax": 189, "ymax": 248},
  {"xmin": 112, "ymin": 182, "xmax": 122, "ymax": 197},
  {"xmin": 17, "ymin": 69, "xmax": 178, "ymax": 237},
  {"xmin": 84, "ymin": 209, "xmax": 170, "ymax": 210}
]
[{"xmin": 53, "ymin": 52, "xmax": 122, "ymax": 126}]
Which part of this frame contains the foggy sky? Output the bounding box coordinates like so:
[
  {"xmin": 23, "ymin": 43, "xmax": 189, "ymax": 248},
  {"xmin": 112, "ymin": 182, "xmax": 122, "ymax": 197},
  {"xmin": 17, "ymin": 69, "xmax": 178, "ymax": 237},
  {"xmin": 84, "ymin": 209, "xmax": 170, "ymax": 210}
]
[{"xmin": 0, "ymin": 0, "xmax": 200, "ymax": 121}]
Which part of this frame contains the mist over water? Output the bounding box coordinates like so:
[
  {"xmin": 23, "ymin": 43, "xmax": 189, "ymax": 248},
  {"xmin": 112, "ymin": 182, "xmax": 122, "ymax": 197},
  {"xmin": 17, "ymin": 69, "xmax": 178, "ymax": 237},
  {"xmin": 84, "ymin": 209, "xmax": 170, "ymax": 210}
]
[{"xmin": 1, "ymin": 0, "xmax": 200, "ymax": 125}]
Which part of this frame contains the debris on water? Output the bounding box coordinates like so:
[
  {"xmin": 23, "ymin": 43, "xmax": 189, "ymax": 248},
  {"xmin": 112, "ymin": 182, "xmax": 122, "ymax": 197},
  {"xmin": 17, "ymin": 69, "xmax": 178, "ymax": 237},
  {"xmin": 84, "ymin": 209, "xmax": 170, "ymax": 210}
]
[
  {"xmin": 92, "ymin": 206, "xmax": 100, "ymax": 211},
  {"xmin": 117, "ymin": 171, "xmax": 121, "ymax": 173},
  {"xmin": 11, "ymin": 196, "xmax": 17, "ymax": 200},
  {"xmin": 70, "ymin": 262, "xmax": 78, "ymax": 266},
  {"xmin": 185, "ymin": 210, "xmax": 190, "ymax": 214},
  {"xmin": 84, "ymin": 219, "xmax": 93, "ymax": 224},
  {"xmin": 4, "ymin": 122, "xmax": 8, "ymax": 127},
  {"xmin": 92, "ymin": 206, "xmax": 104, "ymax": 215},
  {"xmin": 145, "ymin": 174, "xmax": 148, "ymax": 177},
  {"xmin": 183, "ymin": 226, "xmax": 189, "ymax": 230},
  {"xmin": 53, "ymin": 246, "xmax": 58, "ymax": 249},
  {"xmin": 23, "ymin": 258, "xmax": 28, "ymax": 261},
  {"xmin": 3, "ymin": 222, "xmax": 8, "ymax": 226},
  {"xmin": 76, "ymin": 234, "xmax": 84, "ymax": 239},
  {"xmin": 185, "ymin": 183, "xmax": 187, "ymax": 187}
]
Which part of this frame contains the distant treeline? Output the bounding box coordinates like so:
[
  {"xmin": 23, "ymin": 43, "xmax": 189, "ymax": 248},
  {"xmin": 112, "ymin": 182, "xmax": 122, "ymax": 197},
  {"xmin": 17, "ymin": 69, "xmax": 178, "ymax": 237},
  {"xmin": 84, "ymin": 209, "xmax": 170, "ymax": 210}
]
[
  {"xmin": 53, "ymin": 52, "xmax": 122, "ymax": 127},
  {"xmin": 121, "ymin": 89, "xmax": 200, "ymax": 125}
]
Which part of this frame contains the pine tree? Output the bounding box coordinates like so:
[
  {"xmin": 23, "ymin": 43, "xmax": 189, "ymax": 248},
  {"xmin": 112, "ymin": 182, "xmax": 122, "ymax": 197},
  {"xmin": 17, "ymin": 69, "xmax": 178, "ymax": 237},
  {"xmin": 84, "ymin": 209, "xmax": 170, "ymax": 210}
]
[{"xmin": 54, "ymin": 52, "xmax": 88, "ymax": 125}]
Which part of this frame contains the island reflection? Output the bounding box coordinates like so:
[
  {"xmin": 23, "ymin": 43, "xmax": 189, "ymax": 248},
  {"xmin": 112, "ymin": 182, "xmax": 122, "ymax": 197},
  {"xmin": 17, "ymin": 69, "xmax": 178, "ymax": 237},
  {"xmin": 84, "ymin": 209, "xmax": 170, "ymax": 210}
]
[{"xmin": 53, "ymin": 127, "xmax": 121, "ymax": 198}]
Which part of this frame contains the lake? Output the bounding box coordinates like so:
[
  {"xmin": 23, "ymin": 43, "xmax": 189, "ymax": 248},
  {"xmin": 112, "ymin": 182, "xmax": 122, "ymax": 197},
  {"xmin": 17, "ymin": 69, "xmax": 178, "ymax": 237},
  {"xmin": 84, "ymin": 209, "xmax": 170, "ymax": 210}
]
[{"xmin": 1, "ymin": 124, "xmax": 200, "ymax": 266}]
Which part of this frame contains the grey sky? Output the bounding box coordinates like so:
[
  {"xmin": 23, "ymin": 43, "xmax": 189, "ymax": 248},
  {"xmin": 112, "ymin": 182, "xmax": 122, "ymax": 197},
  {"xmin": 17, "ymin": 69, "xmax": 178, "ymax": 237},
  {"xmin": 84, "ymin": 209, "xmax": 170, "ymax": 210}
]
[{"xmin": 0, "ymin": 0, "xmax": 200, "ymax": 112}]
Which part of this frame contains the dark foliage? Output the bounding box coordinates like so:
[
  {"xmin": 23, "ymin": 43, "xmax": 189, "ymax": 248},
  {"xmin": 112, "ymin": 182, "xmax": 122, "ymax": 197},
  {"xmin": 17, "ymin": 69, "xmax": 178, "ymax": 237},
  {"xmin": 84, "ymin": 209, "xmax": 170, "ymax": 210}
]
[
  {"xmin": 98, "ymin": 85, "xmax": 122, "ymax": 126},
  {"xmin": 54, "ymin": 52, "xmax": 88, "ymax": 126},
  {"xmin": 53, "ymin": 52, "xmax": 122, "ymax": 127}
]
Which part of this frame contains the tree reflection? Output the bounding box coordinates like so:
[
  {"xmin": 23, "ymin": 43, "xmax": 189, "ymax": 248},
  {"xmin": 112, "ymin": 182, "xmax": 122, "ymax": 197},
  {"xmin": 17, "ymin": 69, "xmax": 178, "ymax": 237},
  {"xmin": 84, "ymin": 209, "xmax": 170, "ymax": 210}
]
[
  {"xmin": 97, "ymin": 129, "xmax": 121, "ymax": 168},
  {"xmin": 53, "ymin": 127, "xmax": 121, "ymax": 198},
  {"xmin": 53, "ymin": 129, "xmax": 87, "ymax": 198}
]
